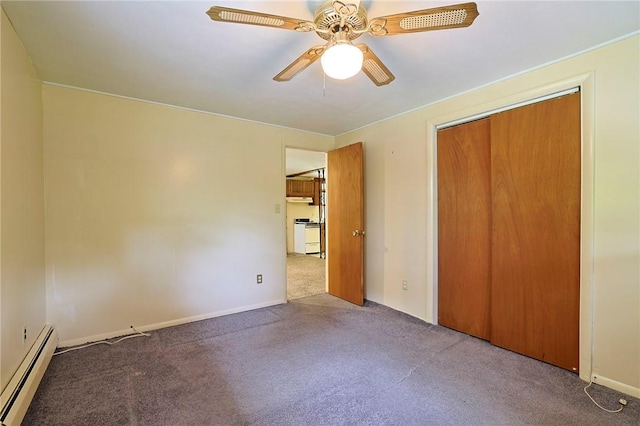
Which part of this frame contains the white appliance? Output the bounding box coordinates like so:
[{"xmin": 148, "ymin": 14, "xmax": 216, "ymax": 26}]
[{"xmin": 294, "ymin": 219, "xmax": 320, "ymax": 254}]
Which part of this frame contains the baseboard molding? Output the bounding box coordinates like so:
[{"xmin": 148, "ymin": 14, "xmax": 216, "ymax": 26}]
[
  {"xmin": 0, "ymin": 325, "xmax": 58, "ymax": 426},
  {"xmin": 58, "ymin": 298, "xmax": 286, "ymax": 348},
  {"xmin": 592, "ymin": 374, "xmax": 640, "ymax": 399}
]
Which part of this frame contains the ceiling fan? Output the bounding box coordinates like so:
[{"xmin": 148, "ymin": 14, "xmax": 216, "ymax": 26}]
[{"xmin": 207, "ymin": 1, "xmax": 479, "ymax": 86}]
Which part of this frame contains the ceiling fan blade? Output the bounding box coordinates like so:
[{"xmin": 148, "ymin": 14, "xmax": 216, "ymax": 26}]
[
  {"xmin": 368, "ymin": 2, "xmax": 479, "ymax": 36},
  {"xmin": 207, "ymin": 6, "xmax": 315, "ymax": 32},
  {"xmin": 356, "ymin": 44, "xmax": 395, "ymax": 86},
  {"xmin": 274, "ymin": 46, "xmax": 326, "ymax": 82}
]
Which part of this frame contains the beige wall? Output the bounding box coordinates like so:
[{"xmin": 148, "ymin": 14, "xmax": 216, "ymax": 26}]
[
  {"xmin": 42, "ymin": 85, "xmax": 334, "ymax": 345},
  {"xmin": 336, "ymin": 35, "xmax": 640, "ymax": 396},
  {"xmin": 0, "ymin": 10, "xmax": 46, "ymax": 391}
]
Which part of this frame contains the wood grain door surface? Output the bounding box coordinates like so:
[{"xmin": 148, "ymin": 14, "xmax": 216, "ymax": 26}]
[
  {"xmin": 437, "ymin": 93, "xmax": 581, "ymax": 372},
  {"xmin": 438, "ymin": 118, "xmax": 492, "ymax": 340},
  {"xmin": 327, "ymin": 142, "xmax": 364, "ymax": 305},
  {"xmin": 490, "ymin": 93, "xmax": 581, "ymax": 372}
]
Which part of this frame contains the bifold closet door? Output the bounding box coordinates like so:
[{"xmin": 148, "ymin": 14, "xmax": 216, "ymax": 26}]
[
  {"xmin": 490, "ymin": 93, "xmax": 581, "ymax": 372},
  {"xmin": 437, "ymin": 118, "xmax": 492, "ymax": 340}
]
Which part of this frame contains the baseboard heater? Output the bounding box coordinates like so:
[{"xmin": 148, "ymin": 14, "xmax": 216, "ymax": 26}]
[{"xmin": 0, "ymin": 325, "xmax": 57, "ymax": 426}]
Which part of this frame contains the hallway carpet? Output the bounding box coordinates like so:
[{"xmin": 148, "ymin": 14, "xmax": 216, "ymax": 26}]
[{"xmin": 286, "ymin": 253, "xmax": 325, "ymax": 300}]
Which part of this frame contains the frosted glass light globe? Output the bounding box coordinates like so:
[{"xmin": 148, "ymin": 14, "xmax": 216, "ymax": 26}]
[{"xmin": 321, "ymin": 43, "xmax": 364, "ymax": 80}]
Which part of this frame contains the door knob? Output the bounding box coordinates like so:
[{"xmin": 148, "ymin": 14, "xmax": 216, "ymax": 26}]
[{"xmin": 352, "ymin": 230, "xmax": 365, "ymax": 236}]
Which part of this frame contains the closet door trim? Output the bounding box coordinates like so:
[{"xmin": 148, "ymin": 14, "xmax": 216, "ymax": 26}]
[
  {"xmin": 437, "ymin": 87, "xmax": 579, "ymax": 131},
  {"xmin": 426, "ymin": 72, "xmax": 595, "ymax": 383}
]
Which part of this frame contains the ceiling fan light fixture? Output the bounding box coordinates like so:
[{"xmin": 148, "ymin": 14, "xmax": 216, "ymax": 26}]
[{"xmin": 321, "ymin": 41, "xmax": 363, "ymax": 80}]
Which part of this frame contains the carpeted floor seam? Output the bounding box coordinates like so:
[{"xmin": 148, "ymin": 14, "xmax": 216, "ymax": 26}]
[{"xmin": 163, "ymin": 316, "xmax": 286, "ymax": 349}]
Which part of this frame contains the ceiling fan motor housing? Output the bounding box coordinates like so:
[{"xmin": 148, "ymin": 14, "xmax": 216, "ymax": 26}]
[{"xmin": 314, "ymin": 0, "xmax": 368, "ymax": 40}]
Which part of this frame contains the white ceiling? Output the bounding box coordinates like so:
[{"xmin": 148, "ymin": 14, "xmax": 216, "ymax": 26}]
[
  {"xmin": 286, "ymin": 148, "xmax": 326, "ymax": 176},
  {"xmin": 3, "ymin": 1, "xmax": 639, "ymax": 136}
]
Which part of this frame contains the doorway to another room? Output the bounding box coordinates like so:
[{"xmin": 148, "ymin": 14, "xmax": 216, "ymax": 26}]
[{"xmin": 285, "ymin": 148, "xmax": 327, "ymax": 300}]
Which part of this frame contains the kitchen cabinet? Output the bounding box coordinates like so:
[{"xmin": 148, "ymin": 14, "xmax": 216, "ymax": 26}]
[
  {"xmin": 311, "ymin": 178, "xmax": 324, "ymax": 206},
  {"xmin": 286, "ymin": 178, "xmax": 324, "ymax": 205},
  {"xmin": 286, "ymin": 179, "xmax": 315, "ymax": 198}
]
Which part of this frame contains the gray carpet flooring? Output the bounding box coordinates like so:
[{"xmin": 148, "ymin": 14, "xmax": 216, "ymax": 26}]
[
  {"xmin": 24, "ymin": 294, "xmax": 638, "ymax": 425},
  {"xmin": 287, "ymin": 253, "xmax": 326, "ymax": 300}
]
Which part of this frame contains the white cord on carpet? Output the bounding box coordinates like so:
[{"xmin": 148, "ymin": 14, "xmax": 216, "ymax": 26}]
[
  {"xmin": 583, "ymin": 381, "xmax": 626, "ymax": 413},
  {"xmin": 53, "ymin": 326, "xmax": 150, "ymax": 356}
]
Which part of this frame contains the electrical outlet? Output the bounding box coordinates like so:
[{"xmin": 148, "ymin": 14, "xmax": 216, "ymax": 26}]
[
  {"xmin": 257, "ymin": 274, "xmax": 263, "ymax": 284},
  {"xmin": 22, "ymin": 326, "xmax": 27, "ymax": 344},
  {"xmin": 402, "ymin": 280, "xmax": 408, "ymax": 291}
]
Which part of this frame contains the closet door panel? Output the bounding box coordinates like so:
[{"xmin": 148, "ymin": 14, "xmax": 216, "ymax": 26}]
[
  {"xmin": 490, "ymin": 93, "xmax": 581, "ymax": 371},
  {"xmin": 438, "ymin": 118, "xmax": 492, "ymax": 340}
]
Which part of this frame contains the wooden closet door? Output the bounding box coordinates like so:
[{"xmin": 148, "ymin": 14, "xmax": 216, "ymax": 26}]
[
  {"xmin": 438, "ymin": 118, "xmax": 492, "ymax": 340},
  {"xmin": 490, "ymin": 93, "xmax": 581, "ymax": 371}
]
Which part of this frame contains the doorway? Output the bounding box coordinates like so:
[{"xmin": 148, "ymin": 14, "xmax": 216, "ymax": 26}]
[{"xmin": 285, "ymin": 148, "xmax": 327, "ymax": 300}]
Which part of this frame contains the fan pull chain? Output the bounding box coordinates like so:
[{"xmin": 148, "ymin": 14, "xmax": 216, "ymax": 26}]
[{"xmin": 323, "ymin": 72, "xmax": 326, "ymax": 98}]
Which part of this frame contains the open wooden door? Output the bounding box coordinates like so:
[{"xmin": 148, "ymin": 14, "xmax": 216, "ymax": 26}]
[{"xmin": 327, "ymin": 142, "xmax": 364, "ymax": 305}]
